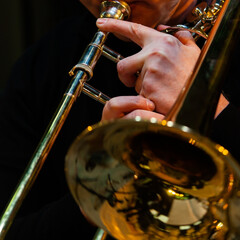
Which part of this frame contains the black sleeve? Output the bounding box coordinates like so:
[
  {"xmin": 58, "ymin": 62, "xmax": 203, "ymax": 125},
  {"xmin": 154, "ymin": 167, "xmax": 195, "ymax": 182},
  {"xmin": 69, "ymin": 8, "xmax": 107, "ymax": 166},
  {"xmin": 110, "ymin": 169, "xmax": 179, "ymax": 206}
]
[
  {"xmin": 0, "ymin": 14, "xmax": 92, "ymax": 208},
  {"xmin": 5, "ymin": 195, "xmax": 97, "ymax": 240},
  {"xmin": 0, "ymin": 14, "xmax": 99, "ymax": 240},
  {"xmin": 222, "ymin": 38, "xmax": 240, "ymax": 108}
]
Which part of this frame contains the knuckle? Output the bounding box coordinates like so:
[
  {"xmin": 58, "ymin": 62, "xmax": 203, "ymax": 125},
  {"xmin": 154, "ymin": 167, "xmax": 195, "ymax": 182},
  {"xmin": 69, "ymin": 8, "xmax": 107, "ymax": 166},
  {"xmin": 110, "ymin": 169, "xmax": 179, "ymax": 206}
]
[
  {"xmin": 129, "ymin": 23, "xmax": 142, "ymax": 39},
  {"xmin": 117, "ymin": 60, "xmax": 126, "ymax": 73},
  {"xmin": 163, "ymin": 34, "xmax": 178, "ymax": 47},
  {"xmin": 148, "ymin": 49, "xmax": 166, "ymax": 61},
  {"xmin": 142, "ymin": 80, "xmax": 155, "ymax": 96},
  {"xmin": 111, "ymin": 19, "xmax": 120, "ymax": 29},
  {"xmin": 134, "ymin": 96, "xmax": 144, "ymax": 106},
  {"xmin": 105, "ymin": 99, "xmax": 117, "ymax": 111},
  {"xmin": 145, "ymin": 46, "xmax": 169, "ymax": 64},
  {"xmin": 145, "ymin": 57, "xmax": 164, "ymax": 76}
]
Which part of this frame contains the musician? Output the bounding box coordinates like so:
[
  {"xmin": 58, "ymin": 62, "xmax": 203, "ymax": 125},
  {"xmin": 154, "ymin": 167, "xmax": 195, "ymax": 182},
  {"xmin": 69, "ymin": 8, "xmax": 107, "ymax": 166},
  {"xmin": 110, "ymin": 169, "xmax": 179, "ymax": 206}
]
[{"xmin": 0, "ymin": 0, "xmax": 239, "ymax": 239}]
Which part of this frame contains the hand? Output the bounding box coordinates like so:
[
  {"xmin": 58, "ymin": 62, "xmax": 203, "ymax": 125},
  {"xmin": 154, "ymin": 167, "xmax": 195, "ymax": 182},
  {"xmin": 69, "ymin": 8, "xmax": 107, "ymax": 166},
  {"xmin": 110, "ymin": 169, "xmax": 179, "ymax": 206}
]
[
  {"xmin": 215, "ymin": 94, "xmax": 229, "ymax": 119},
  {"xmin": 101, "ymin": 95, "xmax": 165, "ymax": 121},
  {"xmin": 97, "ymin": 18, "xmax": 201, "ymax": 120}
]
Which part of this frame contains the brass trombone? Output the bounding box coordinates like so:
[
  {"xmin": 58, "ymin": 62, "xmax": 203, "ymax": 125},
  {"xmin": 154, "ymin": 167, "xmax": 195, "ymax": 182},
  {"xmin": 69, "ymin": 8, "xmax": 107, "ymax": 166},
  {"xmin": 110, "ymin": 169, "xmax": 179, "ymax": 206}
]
[
  {"xmin": 0, "ymin": 0, "xmax": 239, "ymax": 239},
  {"xmin": 65, "ymin": 0, "xmax": 240, "ymax": 239}
]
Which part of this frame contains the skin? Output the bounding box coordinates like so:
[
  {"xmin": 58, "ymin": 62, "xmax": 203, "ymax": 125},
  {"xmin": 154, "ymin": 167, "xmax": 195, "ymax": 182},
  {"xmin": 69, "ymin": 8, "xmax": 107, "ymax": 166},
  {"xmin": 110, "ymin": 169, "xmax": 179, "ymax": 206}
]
[
  {"xmin": 79, "ymin": 0, "xmax": 229, "ymax": 121},
  {"xmin": 97, "ymin": 19, "xmax": 201, "ymax": 120},
  {"xmin": 80, "ymin": 0, "xmax": 186, "ymax": 27}
]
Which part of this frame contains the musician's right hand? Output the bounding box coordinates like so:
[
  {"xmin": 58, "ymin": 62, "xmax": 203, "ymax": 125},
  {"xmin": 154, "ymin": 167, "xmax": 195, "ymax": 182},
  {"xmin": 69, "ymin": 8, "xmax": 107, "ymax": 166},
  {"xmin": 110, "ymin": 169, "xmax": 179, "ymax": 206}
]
[{"xmin": 97, "ymin": 18, "xmax": 201, "ymax": 121}]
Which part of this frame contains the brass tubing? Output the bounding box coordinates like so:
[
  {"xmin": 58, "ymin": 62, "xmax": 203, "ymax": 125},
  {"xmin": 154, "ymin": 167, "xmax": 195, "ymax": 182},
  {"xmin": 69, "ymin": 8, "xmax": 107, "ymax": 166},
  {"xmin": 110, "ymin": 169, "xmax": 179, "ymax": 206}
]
[
  {"xmin": 83, "ymin": 83, "xmax": 110, "ymax": 104},
  {"xmin": 166, "ymin": 0, "xmax": 240, "ymax": 135},
  {"xmin": 93, "ymin": 228, "xmax": 108, "ymax": 240},
  {"xmin": 0, "ymin": 69, "xmax": 88, "ymax": 239},
  {"xmin": 0, "ymin": 1, "xmax": 130, "ymax": 239},
  {"xmin": 102, "ymin": 45, "xmax": 124, "ymax": 63}
]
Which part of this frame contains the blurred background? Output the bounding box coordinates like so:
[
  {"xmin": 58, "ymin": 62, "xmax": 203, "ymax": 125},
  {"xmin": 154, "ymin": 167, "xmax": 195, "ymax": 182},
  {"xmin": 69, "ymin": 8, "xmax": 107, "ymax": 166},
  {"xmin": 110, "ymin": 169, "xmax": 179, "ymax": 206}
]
[{"xmin": 0, "ymin": 0, "xmax": 85, "ymax": 91}]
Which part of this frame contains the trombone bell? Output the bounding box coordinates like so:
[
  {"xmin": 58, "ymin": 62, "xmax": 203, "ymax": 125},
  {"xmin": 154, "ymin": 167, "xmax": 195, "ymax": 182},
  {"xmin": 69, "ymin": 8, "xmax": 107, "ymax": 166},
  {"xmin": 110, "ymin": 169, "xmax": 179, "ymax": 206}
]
[{"xmin": 65, "ymin": 119, "xmax": 240, "ymax": 239}]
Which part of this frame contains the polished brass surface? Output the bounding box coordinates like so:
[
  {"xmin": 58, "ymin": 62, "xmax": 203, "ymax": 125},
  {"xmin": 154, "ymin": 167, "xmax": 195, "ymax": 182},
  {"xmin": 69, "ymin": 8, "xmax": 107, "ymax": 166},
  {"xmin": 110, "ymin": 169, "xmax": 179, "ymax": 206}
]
[
  {"xmin": 100, "ymin": 0, "xmax": 130, "ymax": 19},
  {"xmin": 65, "ymin": 0, "xmax": 240, "ymax": 239},
  {"xmin": 0, "ymin": 1, "xmax": 130, "ymax": 239},
  {"xmin": 164, "ymin": 0, "xmax": 225, "ymax": 40},
  {"xmin": 66, "ymin": 119, "xmax": 240, "ymax": 239}
]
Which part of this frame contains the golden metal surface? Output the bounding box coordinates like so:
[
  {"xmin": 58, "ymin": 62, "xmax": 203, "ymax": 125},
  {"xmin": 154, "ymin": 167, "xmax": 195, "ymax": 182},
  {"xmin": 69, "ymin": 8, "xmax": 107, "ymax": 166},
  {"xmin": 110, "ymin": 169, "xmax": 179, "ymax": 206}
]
[{"xmin": 65, "ymin": 118, "xmax": 240, "ymax": 239}]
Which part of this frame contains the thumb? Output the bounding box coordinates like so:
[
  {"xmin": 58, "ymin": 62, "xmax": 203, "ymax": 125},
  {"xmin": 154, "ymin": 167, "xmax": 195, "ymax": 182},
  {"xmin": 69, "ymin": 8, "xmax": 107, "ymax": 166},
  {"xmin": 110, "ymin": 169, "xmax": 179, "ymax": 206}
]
[{"xmin": 157, "ymin": 24, "xmax": 196, "ymax": 46}]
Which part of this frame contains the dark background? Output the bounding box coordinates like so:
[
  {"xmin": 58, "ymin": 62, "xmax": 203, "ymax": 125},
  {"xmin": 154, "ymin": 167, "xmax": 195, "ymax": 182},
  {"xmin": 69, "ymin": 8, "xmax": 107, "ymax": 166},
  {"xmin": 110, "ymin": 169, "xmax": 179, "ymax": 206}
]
[{"xmin": 0, "ymin": 0, "xmax": 85, "ymax": 91}]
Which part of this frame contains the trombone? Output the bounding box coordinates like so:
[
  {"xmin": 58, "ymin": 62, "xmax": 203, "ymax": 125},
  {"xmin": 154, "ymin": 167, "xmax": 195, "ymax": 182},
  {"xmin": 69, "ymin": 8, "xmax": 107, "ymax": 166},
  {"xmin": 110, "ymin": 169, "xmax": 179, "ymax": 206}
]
[{"xmin": 0, "ymin": 0, "xmax": 240, "ymax": 239}]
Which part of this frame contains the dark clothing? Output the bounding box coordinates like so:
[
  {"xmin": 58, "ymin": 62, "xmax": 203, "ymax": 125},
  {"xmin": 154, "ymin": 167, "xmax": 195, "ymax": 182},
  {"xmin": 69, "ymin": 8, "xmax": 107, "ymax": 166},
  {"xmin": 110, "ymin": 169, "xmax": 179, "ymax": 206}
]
[
  {"xmin": 0, "ymin": 7, "xmax": 138, "ymax": 240},
  {"xmin": 0, "ymin": 4, "xmax": 239, "ymax": 240}
]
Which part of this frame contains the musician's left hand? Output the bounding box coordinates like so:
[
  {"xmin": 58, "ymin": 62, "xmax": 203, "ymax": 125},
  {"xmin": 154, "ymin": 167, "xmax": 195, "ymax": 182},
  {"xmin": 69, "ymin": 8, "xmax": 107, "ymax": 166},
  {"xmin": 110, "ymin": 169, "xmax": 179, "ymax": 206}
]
[{"xmin": 101, "ymin": 95, "xmax": 166, "ymax": 121}]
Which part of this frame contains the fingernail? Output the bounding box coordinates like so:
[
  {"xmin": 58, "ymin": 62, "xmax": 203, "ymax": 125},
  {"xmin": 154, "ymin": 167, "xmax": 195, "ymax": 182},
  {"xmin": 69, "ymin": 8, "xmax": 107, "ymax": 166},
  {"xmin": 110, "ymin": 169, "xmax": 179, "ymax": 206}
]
[
  {"xmin": 147, "ymin": 99, "xmax": 155, "ymax": 110},
  {"xmin": 96, "ymin": 18, "xmax": 107, "ymax": 25}
]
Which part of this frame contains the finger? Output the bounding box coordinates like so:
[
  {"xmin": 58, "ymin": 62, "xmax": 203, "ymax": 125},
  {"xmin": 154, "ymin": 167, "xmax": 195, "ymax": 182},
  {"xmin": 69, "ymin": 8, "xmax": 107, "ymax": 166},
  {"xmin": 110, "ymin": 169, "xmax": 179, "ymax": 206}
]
[
  {"xmin": 156, "ymin": 24, "xmax": 169, "ymax": 31},
  {"xmin": 96, "ymin": 18, "xmax": 155, "ymax": 47},
  {"xmin": 117, "ymin": 53, "xmax": 143, "ymax": 87},
  {"xmin": 174, "ymin": 30, "xmax": 196, "ymax": 47},
  {"xmin": 157, "ymin": 24, "xmax": 196, "ymax": 47},
  {"xmin": 101, "ymin": 95, "xmax": 155, "ymax": 121},
  {"xmin": 122, "ymin": 110, "xmax": 165, "ymax": 121}
]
